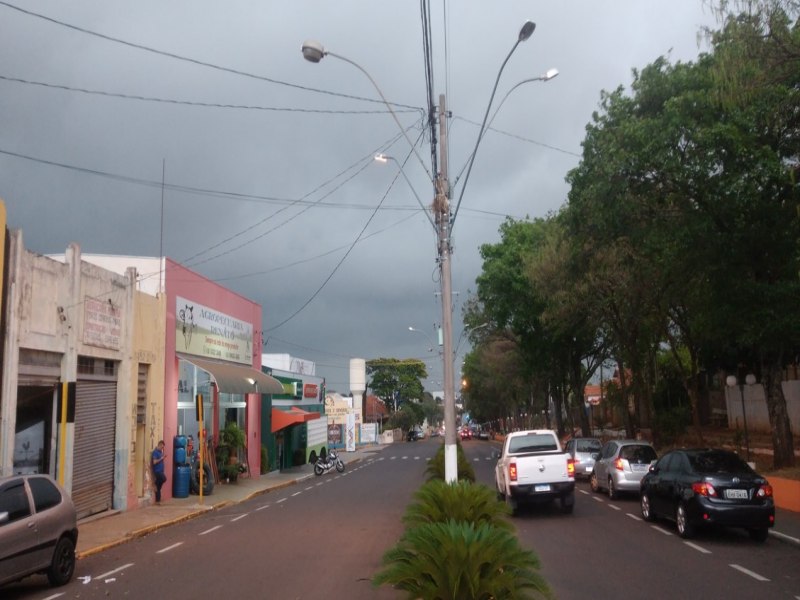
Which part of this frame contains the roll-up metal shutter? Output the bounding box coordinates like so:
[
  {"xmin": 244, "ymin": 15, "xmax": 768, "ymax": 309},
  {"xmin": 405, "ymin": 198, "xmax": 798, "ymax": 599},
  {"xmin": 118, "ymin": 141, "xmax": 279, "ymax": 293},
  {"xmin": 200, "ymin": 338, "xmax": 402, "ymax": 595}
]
[{"xmin": 73, "ymin": 381, "xmax": 116, "ymax": 519}]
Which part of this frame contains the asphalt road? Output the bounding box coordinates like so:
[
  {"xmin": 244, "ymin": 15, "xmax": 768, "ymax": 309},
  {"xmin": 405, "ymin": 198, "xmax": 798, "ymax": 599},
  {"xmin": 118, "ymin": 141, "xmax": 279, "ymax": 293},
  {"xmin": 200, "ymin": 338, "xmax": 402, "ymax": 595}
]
[{"xmin": 5, "ymin": 438, "xmax": 800, "ymax": 599}]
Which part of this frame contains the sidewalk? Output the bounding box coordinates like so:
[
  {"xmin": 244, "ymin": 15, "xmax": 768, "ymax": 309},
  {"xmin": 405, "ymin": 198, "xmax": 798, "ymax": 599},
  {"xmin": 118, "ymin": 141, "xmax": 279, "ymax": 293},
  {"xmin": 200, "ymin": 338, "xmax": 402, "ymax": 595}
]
[
  {"xmin": 76, "ymin": 446, "xmax": 383, "ymax": 558},
  {"xmin": 76, "ymin": 444, "xmax": 800, "ymax": 558}
]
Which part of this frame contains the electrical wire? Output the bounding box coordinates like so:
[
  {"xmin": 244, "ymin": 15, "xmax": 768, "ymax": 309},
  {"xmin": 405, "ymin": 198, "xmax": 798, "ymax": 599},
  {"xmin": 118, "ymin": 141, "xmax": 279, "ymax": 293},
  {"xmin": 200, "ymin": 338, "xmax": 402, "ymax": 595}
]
[
  {"xmin": 0, "ymin": 1, "xmax": 422, "ymax": 111},
  {"xmin": 0, "ymin": 74, "xmax": 421, "ymax": 116}
]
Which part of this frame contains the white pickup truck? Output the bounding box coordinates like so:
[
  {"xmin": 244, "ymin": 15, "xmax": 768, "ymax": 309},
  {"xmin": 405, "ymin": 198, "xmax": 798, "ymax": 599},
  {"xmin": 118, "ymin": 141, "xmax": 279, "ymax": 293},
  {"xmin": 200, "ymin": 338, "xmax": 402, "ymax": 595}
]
[{"xmin": 494, "ymin": 429, "xmax": 576, "ymax": 515}]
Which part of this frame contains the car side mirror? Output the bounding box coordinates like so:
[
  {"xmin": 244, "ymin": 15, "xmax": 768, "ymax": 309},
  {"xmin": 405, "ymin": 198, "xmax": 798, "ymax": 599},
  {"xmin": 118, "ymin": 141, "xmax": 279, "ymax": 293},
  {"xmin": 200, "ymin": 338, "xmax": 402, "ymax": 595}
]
[
  {"xmin": 648, "ymin": 462, "xmax": 658, "ymax": 473},
  {"xmin": 0, "ymin": 511, "xmax": 8, "ymax": 525},
  {"xmin": 591, "ymin": 453, "xmax": 600, "ymax": 461}
]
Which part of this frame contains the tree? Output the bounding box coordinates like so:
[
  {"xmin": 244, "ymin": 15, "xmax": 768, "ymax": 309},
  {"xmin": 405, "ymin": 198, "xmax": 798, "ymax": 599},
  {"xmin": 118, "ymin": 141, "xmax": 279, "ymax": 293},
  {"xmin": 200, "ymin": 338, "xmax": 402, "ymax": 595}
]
[{"xmin": 366, "ymin": 358, "xmax": 427, "ymax": 412}]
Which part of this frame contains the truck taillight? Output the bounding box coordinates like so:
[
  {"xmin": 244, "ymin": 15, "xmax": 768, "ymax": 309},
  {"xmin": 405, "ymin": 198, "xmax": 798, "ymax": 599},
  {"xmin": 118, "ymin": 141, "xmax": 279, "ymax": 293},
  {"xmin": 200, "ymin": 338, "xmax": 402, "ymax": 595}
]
[
  {"xmin": 567, "ymin": 458, "xmax": 576, "ymax": 478},
  {"xmin": 509, "ymin": 462, "xmax": 518, "ymax": 482}
]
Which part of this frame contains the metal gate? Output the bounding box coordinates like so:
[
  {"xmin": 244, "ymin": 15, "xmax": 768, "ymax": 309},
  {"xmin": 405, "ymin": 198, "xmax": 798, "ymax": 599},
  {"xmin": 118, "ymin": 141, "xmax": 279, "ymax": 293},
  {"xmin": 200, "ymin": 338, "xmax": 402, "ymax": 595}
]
[{"xmin": 73, "ymin": 381, "xmax": 116, "ymax": 519}]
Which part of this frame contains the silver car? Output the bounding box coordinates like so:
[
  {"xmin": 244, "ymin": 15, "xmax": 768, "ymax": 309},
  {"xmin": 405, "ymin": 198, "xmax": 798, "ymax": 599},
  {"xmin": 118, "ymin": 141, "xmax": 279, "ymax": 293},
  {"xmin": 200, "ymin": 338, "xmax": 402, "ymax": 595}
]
[
  {"xmin": 564, "ymin": 437, "xmax": 602, "ymax": 479},
  {"xmin": 590, "ymin": 440, "xmax": 657, "ymax": 499},
  {"xmin": 0, "ymin": 474, "xmax": 78, "ymax": 587}
]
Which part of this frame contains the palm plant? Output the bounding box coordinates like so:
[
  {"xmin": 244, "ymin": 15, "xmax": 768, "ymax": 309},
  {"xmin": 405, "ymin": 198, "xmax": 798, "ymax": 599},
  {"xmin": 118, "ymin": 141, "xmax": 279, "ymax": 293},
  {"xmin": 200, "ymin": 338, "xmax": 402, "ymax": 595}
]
[
  {"xmin": 425, "ymin": 441, "xmax": 476, "ymax": 482},
  {"xmin": 373, "ymin": 520, "xmax": 552, "ymax": 599},
  {"xmin": 403, "ymin": 480, "xmax": 512, "ymax": 532}
]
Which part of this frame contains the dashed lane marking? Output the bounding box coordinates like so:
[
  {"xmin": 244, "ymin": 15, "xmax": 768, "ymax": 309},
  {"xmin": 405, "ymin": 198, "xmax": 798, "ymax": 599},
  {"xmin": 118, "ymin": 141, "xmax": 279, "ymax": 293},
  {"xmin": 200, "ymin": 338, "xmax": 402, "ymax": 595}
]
[
  {"xmin": 579, "ymin": 489, "xmax": 590, "ymax": 495},
  {"xmin": 626, "ymin": 513, "xmax": 642, "ymax": 521},
  {"xmin": 95, "ymin": 564, "xmax": 134, "ymax": 580},
  {"xmin": 255, "ymin": 504, "xmax": 270, "ymax": 511},
  {"xmin": 157, "ymin": 542, "xmax": 183, "ymax": 554},
  {"xmin": 231, "ymin": 514, "xmax": 248, "ymax": 522},
  {"xmin": 684, "ymin": 541, "xmax": 711, "ymax": 554},
  {"xmin": 592, "ymin": 496, "xmax": 604, "ymax": 503},
  {"xmin": 607, "ymin": 504, "xmax": 621, "ymax": 511},
  {"xmin": 771, "ymin": 530, "xmax": 800, "ymax": 545},
  {"xmin": 304, "ymin": 486, "xmax": 314, "ymax": 491},
  {"xmin": 41, "ymin": 593, "xmax": 65, "ymax": 600},
  {"xmin": 291, "ymin": 491, "xmax": 302, "ymax": 497},
  {"xmin": 199, "ymin": 525, "xmax": 223, "ymax": 535},
  {"xmin": 276, "ymin": 498, "xmax": 287, "ymax": 504},
  {"xmin": 729, "ymin": 564, "xmax": 769, "ymax": 582},
  {"xmin": 650, "ymin": 525, "xmax": 672, "ymax": 536}
]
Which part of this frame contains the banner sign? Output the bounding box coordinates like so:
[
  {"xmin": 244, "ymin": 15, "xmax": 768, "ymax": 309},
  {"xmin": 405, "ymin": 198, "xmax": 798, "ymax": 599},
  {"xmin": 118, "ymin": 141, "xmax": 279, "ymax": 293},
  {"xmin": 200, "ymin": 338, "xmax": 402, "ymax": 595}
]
[
  {"xmin": 83, "ymin": 296, "xmax": 122, "ymax": 350},
  {"xmin": 176, "ymin": 296, "xmax": 253, "ymax": 365}
]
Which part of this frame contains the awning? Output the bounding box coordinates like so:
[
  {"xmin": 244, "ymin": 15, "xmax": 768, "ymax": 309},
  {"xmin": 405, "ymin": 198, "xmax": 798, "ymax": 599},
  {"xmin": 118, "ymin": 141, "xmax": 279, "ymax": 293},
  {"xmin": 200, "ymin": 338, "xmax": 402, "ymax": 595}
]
[
  {"xmin": 272, "ymin": 407, "xmax": 321, "ymax": 433},
  {"xmin": 179, "ymin": 355, "xmax": 284, "ymax": 395}
]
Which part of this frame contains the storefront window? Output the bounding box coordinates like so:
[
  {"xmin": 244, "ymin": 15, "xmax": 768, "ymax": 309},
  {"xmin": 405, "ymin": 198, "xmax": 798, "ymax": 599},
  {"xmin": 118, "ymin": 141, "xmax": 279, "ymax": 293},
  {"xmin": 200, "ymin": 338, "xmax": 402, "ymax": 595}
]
[{"xmin": 177, "ymin": 360, "xmax": 213, "ymax": 443}]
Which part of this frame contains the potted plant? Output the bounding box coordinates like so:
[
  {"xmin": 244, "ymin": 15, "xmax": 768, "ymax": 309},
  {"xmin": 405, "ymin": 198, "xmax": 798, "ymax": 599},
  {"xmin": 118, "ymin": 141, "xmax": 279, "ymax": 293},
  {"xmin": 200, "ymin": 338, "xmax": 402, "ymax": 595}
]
[{"xmin": 217, "ymin": 422, "xmax": 246, "ymax": 481}]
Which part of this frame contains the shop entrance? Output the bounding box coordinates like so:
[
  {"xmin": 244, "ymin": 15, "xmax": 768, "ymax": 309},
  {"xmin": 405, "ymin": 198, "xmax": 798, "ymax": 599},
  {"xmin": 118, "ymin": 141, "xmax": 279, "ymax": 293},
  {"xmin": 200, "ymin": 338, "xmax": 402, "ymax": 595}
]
[{"xmin": 13, "ymin": 385, "xmax": 56, "ymax": 476}]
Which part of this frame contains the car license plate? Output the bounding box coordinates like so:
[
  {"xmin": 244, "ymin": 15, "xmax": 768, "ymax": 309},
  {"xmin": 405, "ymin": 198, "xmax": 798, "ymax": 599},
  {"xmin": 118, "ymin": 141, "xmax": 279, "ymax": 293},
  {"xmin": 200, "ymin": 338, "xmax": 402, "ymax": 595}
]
[
  {"xmin": 725, "ymin": 489, "xmax": 748, "ymax": 499},
  {"xmin": 534, "ymin": 484, "xmax": 551, "ymax": 492},
  {"xmin": 632, "ymin": 464, "xmax": 647, "ymax": 471}
]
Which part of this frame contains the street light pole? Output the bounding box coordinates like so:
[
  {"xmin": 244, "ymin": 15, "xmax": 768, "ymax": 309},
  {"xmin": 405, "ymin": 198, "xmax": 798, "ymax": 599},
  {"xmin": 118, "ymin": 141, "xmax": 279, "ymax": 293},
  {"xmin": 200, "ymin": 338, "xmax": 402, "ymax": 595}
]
[{"xmin": 726, "ymin": 373, "xmax": 756, "ymax": 462}]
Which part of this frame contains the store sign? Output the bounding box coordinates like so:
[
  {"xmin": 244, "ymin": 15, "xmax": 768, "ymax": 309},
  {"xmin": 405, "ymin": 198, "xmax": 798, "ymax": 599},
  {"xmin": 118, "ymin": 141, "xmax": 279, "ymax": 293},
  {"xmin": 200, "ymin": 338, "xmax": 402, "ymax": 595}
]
[
  {"xmin": 83, "ymin": 296, "xmax": 122, "ymax": 350},
  {"xmin": 303, "ymin": 383, "xmax": 318, "ymax": 399},
  {"xmin": 175, "ymin": 296, "xmax": 253, "ymax": 365}
]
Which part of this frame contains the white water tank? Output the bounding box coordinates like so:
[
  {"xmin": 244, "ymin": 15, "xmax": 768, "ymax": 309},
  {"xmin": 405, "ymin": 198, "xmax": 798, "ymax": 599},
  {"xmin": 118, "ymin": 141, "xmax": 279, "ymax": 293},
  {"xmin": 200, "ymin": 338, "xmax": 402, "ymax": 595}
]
[{"xmin": 350, "ymin": 358, "xmax": 366, "ymax": 394}]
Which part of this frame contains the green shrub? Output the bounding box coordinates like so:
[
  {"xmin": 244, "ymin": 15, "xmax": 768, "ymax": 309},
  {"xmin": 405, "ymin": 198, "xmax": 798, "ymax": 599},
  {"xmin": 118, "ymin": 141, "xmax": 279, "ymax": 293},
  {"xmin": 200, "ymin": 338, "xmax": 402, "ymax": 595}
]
[
  {"xmin": 373, "ymin": 520, "xmax": 552, "ymax": 599},
  {"xmin": 425, "ymin": 441, "xmax": 476, "ymax": 482},
  {"xmin": 403, "ymin": 479, "xmax": 512, "ymax": 532}
]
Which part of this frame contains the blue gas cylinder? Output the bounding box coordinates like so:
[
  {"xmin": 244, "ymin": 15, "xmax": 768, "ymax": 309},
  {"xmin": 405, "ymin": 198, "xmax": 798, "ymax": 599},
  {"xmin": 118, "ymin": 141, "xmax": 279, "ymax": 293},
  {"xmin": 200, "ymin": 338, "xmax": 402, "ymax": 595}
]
[
  {"xmin": 174, "ymin": 447, "xmax": 186, "ymax": 465},
  {"xmin": 173, "ymin": 464, "xmax": 191, "ymax": 498},
  {"xmin": 174, "ymin": 435, "xmax": 187, "ymax": 449}
]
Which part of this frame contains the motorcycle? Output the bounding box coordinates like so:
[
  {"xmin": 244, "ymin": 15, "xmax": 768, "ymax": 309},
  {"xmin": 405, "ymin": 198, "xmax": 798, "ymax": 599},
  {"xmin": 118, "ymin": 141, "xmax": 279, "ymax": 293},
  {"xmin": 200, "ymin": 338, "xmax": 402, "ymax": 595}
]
[{"xmin": 314, "ymin": 448, "xmax": 345, "ymax": 476}]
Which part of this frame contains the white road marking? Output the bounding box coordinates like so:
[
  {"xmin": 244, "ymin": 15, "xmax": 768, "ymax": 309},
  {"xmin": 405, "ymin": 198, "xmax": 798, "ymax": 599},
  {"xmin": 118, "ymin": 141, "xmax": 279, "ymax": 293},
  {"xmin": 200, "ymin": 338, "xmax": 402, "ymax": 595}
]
[
  {"xmin": 626, "ymin": 513, "xmax": 642, "ymax": 521},
  {"xmin": 230, "ymin": 514, "xmax": 248, "ymax": 522},
  {"xmin": 199, "ymin": 525, "xmax": 222, "ymax": 535},
  {"xmin": 315, "ymin": 482, "xmax": 324, "ymax": 486},
  {"xmin": 770, "ymin": 530, "xmax": 800, "ymax": 545},
  {"xmin": 729, "ymin": 564, "xmax": 770, "ymax": 581},
  {"xmin": 304, "ymin": 486, "xmax": 314, "ymax": 490},
  {"xmin": 390, "ymin": 456, "xmax": 397, "ymax": 460},
  {"xmin": 276, "ymin": 498, "xmax": 287, "ymax": 504},
  {"xmin": 255, "ymin": 504, "xmax": 270, "ymax": 511},
  {"xmin": 41, "ymin": 593, "xmax": 66, "ymax": 600},
  {"xmin": 95, "ymin": 563, "xmax": 134, "ymax": 579},
  {"xmin": 684, "ymin": 541, "xmax": 711, "ymax": 554},
  {"xmin": 157, "ymin": 542, "xmax": 183, "ymax": 554},
  {"xmin": 291, "ymin": 491, "xmax": 302, "ymax": 497},
  {"xmin": 650, "ymin": 526, "xmax": 672, "ymax": 536},
  {"xmin": 592, "ymin": 496, "xmax": 604, "ymax": 503},
  {"xmin": 607, "ymin": 504, "xmax": 621, "ymax": 511},
  {"xmin": 579, "ymin": 489, "xmax": 590, "ymax": 495}
]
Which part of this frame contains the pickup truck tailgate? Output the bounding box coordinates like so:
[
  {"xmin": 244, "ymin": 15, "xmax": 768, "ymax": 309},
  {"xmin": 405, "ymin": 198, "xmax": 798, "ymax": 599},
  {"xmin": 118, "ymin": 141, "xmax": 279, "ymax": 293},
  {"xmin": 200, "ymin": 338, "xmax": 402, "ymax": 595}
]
[{"xmin": 512, "ymin": 452, "xmax": 570, "ymax": 483}]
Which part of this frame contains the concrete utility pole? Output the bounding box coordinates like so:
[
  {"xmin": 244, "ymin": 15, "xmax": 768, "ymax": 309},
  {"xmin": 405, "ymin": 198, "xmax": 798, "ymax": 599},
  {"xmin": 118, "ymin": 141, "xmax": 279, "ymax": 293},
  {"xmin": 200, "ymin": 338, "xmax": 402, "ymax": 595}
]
[{"xmin": 436, "ymin": 94, "xmax": 457, "ymax": 483}]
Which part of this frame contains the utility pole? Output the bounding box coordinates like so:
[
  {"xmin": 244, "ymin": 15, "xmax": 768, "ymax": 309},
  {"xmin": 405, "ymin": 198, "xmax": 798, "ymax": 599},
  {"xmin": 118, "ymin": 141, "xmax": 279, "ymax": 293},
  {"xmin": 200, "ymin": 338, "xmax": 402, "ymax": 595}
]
[{"xmin": 436, "ymin": 94, "xmax": 457, "ymax": 483}]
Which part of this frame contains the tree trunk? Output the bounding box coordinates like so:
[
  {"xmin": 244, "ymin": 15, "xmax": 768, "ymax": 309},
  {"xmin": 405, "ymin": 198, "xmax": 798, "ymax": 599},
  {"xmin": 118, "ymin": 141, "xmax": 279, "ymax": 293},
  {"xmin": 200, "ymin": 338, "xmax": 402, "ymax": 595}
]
[
  {"xmin": 762, "ymin": 360, "xmax": 796, "ymax": 469},
  {"xmin": 616, "ymin": 356, "xmax": 636, "ymax": 438}
]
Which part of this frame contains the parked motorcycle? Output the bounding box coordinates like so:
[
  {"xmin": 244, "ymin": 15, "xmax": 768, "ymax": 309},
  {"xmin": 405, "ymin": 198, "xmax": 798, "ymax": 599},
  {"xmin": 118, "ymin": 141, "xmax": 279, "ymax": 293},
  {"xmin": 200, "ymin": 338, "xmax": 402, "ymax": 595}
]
[{"xmin": 314, "ymin": 448, "xmax": 345, "ymax": 476}]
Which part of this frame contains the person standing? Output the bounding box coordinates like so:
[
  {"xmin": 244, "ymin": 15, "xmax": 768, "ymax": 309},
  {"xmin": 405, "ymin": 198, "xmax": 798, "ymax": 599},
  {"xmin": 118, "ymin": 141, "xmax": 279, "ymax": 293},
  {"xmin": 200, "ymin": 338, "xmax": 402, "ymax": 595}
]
[{"xmin": 151, "ymin": 440, "xmax": 167, "ymax": 504}]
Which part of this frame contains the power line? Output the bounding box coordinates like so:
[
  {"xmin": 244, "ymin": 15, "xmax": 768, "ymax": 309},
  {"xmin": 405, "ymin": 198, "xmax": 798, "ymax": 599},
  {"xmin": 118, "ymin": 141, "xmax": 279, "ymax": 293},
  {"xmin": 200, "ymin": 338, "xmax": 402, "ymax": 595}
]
[
  {"xmin": 0, "ymin": 74, "xmax": 421, "ymax": 116},
  {"xmin": 0, "ymin": 1, "xmax": 422, "ymax": 111}
]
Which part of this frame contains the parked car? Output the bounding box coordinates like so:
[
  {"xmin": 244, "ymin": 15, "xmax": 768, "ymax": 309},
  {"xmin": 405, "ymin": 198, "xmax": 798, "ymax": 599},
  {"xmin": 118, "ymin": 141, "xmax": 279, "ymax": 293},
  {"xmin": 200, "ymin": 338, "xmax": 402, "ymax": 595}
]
[
  {"xmin": 406, "ymin": 430, "xmax": 423, "ymax": 442},
  {"xmin": 590, "ymin": 439, "xmax": 657, "ymax": 499},
  {"xmin": 564, "ymin": 437, "xmax": 602, "ymax": 479},
  {"xmin": 640, "ymin": 448, "xmax": 775, "ymax": 541},
  {"xmin": 477, "ymin": 429, "xmax": 490, "ymax": 441},
  {"xmin": 0, "ymin": 474, "xmax": 78, "ymax": 587}
]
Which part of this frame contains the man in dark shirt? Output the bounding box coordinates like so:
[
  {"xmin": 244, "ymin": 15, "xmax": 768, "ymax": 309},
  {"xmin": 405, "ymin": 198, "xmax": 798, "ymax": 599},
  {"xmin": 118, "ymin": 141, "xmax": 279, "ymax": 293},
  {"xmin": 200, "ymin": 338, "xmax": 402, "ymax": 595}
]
[{"xmin": 151, "ymin": 440, "xmax": 167, "ymax": 504}]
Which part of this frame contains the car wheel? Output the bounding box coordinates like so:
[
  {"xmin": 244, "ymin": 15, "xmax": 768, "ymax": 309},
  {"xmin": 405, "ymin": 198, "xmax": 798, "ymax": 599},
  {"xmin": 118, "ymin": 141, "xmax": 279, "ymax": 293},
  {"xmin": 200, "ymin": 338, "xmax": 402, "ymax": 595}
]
[
  {"xmin": 676, "ymin": 503, "xmax": 694, "ymax": 539},
  {"xmin": 560, "ymin": 492, "xmax": 575, "ymax": 515},
  {"xmin": 47, "ymin": 536, "xmax": 76, "ymax": 586},
  {"xmin": 590, "ymin": 471, "xmax": 600, "ymax": 493},
  {"xmin": 607, "ymin": 477, "xmax": 618, "ymax": 500},
  {"xmin": 505, "ymin": 493, "xmax": 518, "ymax": 517},
  {"xmin": 748, "ymin": 528, "xmax": 769, "ymax": 543},
  {"xmin": 641, "ymin": 492, "xmax": 655, "ymax": 522}
]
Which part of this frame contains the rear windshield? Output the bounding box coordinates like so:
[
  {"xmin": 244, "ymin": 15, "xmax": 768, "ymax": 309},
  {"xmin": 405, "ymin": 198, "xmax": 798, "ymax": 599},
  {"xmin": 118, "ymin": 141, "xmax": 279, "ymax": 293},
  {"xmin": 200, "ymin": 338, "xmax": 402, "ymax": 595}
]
[
  {"xmin": 576, "ymin": 439, "xmax": 602, "ymax": 452},
  {"xmin": 509, "ymin": 434, "xmax": 558, "ymax": 453},
  {"xmin": 620, "ymin": 445, "xmax": 657, "ymax": 464},
  {"xmin": 688, "ymin": 451, "xmax": 751, "ymax": 474}
]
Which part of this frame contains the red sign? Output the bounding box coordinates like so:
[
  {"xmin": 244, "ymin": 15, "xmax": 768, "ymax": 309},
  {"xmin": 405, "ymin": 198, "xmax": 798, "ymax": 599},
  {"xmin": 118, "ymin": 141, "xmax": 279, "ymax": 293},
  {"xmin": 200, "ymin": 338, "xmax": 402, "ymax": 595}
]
[{"xmin": 303, "ymin": 383, "xmax": 318, "ymax": 399}]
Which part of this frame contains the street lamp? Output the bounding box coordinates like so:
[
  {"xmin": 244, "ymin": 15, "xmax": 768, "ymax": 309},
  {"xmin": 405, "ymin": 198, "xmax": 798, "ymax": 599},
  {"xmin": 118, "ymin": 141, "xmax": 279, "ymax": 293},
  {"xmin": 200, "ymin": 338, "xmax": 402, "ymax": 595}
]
[
  {"xmin": 408, "ymin": 326, "xmax": 439, "ymax": 353},
  {"xmin": 375, "ymin": 154, "xmax": 436, "ymax": 230},
  {"xmin": 726, "ymin": 373, "xmax": 757, "ymax": 462},
  {"xmin": 302, "ymin": 20, "xmax": 543, "ymax": 483}
]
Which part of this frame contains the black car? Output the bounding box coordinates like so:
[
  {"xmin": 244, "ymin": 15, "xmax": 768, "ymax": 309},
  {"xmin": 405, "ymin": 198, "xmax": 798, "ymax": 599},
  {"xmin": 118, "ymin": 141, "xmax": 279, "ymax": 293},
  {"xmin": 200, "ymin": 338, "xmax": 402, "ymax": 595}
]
[{"xmin": 640, "ymin": 448, "xmax": 774, "ymax": 541}]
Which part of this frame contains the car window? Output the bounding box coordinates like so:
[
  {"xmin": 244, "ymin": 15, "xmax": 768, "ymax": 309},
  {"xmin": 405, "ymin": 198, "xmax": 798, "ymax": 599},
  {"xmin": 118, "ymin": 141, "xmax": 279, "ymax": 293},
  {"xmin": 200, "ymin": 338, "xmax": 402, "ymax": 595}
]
[
  {"xmin": 0, "ymin": 481, "xmax": 32, "ymax": 524},
  {"xmin": 509, "ymin": 434, "xmax": 558, "ymax": 453},
  {"xmin": 620, "ymin": 445, "xmax": 657, "ymax": 464},
  {"xmin": 688, "ymin": 451, "xmax": 750, "ymax": 474},
  {"xmin": 577, "ymin": 439, "xmax": 601, "ymax": 453},
  {"xmin": 656, "ymin": 453, "xmax": 674, "ymax": 472},
  {"xmin": 602, "ymin": 443, "xmax": 616, "ymax": 459},
  {"xmin": 565, "ymin": 440, "xmax": 573, "ymax": 453},
  {"xmin": 29, "ymin": 477, "xmax": 63, "ymax": 512}
]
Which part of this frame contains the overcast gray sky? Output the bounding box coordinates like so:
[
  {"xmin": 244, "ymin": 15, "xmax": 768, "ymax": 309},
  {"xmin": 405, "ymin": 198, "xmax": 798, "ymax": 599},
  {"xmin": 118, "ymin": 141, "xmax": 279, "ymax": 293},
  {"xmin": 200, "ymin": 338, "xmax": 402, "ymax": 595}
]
[{"xmin": 0, "ymin": 1, "xmax": 717, "ymax": 391}]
